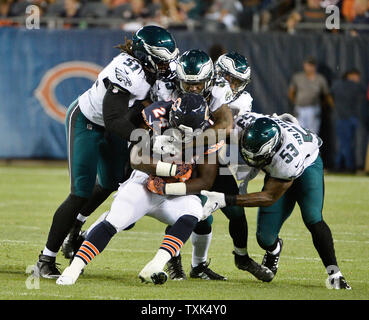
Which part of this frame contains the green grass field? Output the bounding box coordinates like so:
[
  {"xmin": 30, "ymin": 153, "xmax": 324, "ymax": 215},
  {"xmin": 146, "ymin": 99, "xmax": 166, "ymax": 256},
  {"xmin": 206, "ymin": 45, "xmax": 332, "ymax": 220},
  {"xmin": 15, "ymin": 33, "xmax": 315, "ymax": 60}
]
[{"xmin": 0, "ymin": 164, "xmax": 368, "ymax": 300}]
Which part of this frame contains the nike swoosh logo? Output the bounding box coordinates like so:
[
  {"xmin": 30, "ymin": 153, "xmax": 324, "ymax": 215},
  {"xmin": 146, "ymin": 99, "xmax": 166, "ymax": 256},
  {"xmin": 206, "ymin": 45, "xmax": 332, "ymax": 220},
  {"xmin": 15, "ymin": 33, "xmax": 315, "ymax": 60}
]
[{"xmin": 212, "ymin": 202, "xmax": 219, "ymax": 211}]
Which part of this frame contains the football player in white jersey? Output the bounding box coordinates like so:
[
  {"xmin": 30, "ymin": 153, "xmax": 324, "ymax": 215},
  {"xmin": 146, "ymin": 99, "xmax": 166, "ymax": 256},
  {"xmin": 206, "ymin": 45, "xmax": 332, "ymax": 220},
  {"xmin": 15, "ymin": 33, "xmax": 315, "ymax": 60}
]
[
  {"xmin": 33, "ymin": 26, "xmax": 179, "ymax": 279},
  {"xmin": 201, "ymin": 113, "xmax": 351, "ymax": 289},
  {"xmin": 150, "ymin": 50, "xmax": 273, "ymax": 282},
  {"xmin": 56, "ymin": 93, "xmax": 222, "ymax": 286},
  {"xmin": 214, "ymin": 52, "xmax": 253, "ymax": 120}
]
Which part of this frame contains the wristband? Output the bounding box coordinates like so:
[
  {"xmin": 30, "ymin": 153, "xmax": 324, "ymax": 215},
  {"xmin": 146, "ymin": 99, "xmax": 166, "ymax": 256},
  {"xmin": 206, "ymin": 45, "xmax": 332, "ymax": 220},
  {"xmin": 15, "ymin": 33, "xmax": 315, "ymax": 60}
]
[
  {"xmin": 225, "ymin": 194, "xmax": 237, "ymax": 206},
  {"xmin": 165, "ymin": 182, "xmax": 187, "ymax": 195},
  {"xmin": 156, "ymin": 161, "xmax": 177, "ymax": 177}
]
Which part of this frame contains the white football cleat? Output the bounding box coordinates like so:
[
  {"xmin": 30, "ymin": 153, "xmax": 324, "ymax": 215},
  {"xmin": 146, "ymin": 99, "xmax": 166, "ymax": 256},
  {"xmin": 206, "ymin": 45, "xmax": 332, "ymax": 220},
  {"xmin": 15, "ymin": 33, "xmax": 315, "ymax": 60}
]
[
  {"xmin": 326, "ymin": 275, "xmax": 352, "ymax": 290},
  {"xmin": 138, "ymin": 260, "xmax": 168, "ymax": 285},
  {"xmin": 56, "ymin": 266, "xmax": 80, "ymax": 285}
]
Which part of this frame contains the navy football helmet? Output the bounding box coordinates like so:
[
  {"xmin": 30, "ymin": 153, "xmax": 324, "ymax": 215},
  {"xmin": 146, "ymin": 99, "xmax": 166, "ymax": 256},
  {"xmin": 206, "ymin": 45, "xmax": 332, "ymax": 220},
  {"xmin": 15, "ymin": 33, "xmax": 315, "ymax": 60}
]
[{"xmin": 169, "ymin": 93, "xmax": 212, "ymax": 143}]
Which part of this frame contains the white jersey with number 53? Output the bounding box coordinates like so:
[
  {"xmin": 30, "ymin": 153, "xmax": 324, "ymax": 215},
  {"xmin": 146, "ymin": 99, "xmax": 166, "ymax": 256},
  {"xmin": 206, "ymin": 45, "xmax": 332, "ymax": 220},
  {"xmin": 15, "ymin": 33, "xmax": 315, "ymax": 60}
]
[
  {"xmin": 235, "ymin": 112, "xmax": 323, "ymax": 181},
  {"xmin": 78, "ymin": 52, "xmax": 151, "ymax": 127}
]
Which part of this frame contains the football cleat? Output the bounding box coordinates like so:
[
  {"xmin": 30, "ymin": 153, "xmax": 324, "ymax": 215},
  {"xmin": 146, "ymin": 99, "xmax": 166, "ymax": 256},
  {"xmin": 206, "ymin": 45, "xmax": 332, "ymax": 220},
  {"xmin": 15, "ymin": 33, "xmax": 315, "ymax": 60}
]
[
  {"xmin": 326, "ymin": 276, "xmax": 352, "ymax": 290},
  {"xmin": 139, "ymin": 260, "xmax": 168, "ymax": 285},
  {"xmin": 233, "ymin": 252, "xmax": 274, "ymax": 282},
  {"xmin": 189, "ymin": 260, "xmax": 227, "ymax": 281},
  {"xmin": 33, "ymin": 252, "xmax": 61, "ymax": 279},
  {"xmin": 61, "ymin": 221, "xmax": 85, "ymax": 260},
  {"xmin": 261, "ymin": 238, "xmax": 283, "ymax": 279},
  {"xmin": 56, "ymin": 266, "xmax": 80, "ymax": 286},
  {"xmin": 166, "ymin": 254, "xmax": 187, "ymax": 280}
]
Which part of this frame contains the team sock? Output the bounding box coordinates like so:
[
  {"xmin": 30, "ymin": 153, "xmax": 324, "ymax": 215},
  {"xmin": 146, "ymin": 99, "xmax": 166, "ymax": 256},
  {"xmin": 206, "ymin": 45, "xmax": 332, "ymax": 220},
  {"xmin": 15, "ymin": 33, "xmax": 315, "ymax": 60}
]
[
  {"xmin": 74, "ymin": 220, "xmax": 117, "ymax": 267},
  {"xmin": 75, "ymin": 240, "xmax": 100, "ymax": 265},
  {"xmin": 306, "ymin": 220, "xmax": 338, "ymax": 267},
  {"xmin": 191, "ymin": 232, "xmax": 212, "ymax": 267},
  {"xmin": 76, "ymin": 214, "xmax": 87, "ymax": 223},
  {"xmin": 152, "ymin": 215, "xmax": 198, "ymax": 267},
  {"xmin": 45, "ymin": 194, "xmax": 88, "ymax": 253},
  {"xmin": 85, "ymin": 211, "xmax": 110, "ymax": 236},
  {"xmin": 160, "ymin": 234, "xmax": 184, "ymax": 258},
  {"xmin": 42, "ymin": 247, "xmax": 58, "ymax": 258},
  {"xmin": 221, "ymin": 206, "xmax": 248, "ymax": 249}
]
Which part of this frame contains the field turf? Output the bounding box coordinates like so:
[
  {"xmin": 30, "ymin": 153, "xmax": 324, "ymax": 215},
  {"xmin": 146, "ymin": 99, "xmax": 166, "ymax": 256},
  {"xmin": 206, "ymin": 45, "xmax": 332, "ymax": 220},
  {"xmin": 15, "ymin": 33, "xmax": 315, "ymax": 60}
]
[{"xmin": 0, "ymin": 164, "xmax": 368, "ymax": 301}]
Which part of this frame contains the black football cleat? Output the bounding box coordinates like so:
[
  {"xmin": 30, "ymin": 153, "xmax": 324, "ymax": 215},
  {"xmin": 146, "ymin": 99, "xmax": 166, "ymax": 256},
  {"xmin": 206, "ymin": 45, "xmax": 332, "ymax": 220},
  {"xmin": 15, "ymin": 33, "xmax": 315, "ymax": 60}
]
[
  {"xmin": 233, "ymin": 252, "xmax": 274, "ymax": 282},
  {"xmin": 190, "ymin": 260, "xmax": 227, "ymax": 281},
  {"xmin": 166, "ymin": 254, "xmax": 187, "ymax": 280},
  {"xmin": 262, "ymin": 238, "xmax": 283, "ymax": 280},
  {"xmin": 61, "ymin": 223, "xmax": 85, "ymax": 260},
  {"xmin": 33, "ymin": 252, "xmax": 61, "ymax": 279}
]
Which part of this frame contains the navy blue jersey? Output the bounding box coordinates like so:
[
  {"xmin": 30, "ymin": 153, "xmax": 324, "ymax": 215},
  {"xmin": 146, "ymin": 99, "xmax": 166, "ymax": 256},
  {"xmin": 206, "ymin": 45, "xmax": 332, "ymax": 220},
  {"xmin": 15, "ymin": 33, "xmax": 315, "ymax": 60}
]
[
  {"xmin": 141, "ymin": 100, "xmax": 224, "ymax": 163},
  {"xmin": 141, "ymin": 100, "xmax": 172, "ymax": 132}
]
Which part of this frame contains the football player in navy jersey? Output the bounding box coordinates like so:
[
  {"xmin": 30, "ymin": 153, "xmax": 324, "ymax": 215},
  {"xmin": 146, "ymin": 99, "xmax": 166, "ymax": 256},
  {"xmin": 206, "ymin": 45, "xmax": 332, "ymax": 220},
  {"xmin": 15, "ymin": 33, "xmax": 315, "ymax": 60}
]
[{"xmin": 56, "ymin": 93, "xmax": 225, "ymax": 286}]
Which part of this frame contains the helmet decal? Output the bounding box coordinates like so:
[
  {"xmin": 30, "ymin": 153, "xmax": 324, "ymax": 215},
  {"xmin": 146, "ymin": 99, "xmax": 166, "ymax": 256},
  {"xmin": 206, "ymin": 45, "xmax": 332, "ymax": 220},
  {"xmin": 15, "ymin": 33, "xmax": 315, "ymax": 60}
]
[
  {"xmin": 172, "ymin": 97, "xmax": 182, "ymax": 112},
  {"xmin": 239, "ymin": 117, "xmax": 282, "ymax": 168}
]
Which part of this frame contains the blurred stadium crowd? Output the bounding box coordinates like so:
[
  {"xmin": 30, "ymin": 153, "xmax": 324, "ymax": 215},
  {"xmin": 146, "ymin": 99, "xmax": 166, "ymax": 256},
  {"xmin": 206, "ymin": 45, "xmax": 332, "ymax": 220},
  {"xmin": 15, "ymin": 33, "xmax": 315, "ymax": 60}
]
[
  {"xmin": 1, "ymin": 1, "xmax": 368, "ymax": 173},
  {"xmin": 0, "ymin": 0, "xmax": 369, "ymax": 34}
]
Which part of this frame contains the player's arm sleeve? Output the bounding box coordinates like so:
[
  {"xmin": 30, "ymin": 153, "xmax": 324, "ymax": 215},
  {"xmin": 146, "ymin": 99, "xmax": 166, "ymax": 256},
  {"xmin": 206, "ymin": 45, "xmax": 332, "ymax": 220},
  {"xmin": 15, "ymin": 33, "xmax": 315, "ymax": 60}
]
[{"xmin": 102, "ymin": 81, "xmax": 138, "ymax": 140}]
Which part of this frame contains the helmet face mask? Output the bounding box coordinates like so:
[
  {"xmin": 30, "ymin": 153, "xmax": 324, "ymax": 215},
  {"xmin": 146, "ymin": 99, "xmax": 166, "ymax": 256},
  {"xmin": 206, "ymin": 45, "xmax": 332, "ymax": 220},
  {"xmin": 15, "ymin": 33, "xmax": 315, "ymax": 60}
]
[
  {"xmin": 215, "ymin": 52, "xmax": 251, "ymax": 96},
  {"xmin": 176, "ymin": 50, "xmax": 214, "ymax": 97},
  {"xmin": 240, "ymin": 144, "xmax": 274, "ymax": 168},
  {"xmin": 239, "ymin": 118, "xmax": 282, "ymax": 168},
  {"xmin": 223, "ymin": 73, "xmax": 249, "ymax": 95},
  {"xmin": 179, "ymin": 80, "xmax": 207, "ymax": 95}
]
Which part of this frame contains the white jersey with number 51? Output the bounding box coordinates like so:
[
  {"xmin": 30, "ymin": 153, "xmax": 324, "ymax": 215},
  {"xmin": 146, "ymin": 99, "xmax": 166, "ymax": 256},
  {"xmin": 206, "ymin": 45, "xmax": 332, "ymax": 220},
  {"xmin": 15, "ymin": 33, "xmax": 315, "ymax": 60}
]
[
  {"xmin": 235, "ymin": 112, "xmax": 323, "ymax": 181},
  {"xmin": 79, "ymin": 52, "xmax": 151, "ymax": 127}
]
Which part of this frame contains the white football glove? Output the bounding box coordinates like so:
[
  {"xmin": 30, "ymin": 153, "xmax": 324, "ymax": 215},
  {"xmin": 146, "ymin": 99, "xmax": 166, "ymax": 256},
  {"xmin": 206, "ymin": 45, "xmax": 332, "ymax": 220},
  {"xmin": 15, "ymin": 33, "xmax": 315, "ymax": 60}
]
[
  {"xmin": 152, "ymin": 135, "xmax": 181, "ymax": 155},
  {"xmin": 272, "ymin": 113, "xmax": 299, "ymax": 125},
  {"xmin": 200, "ymin": 190, "xmax": 227, "ymax": 219}
]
